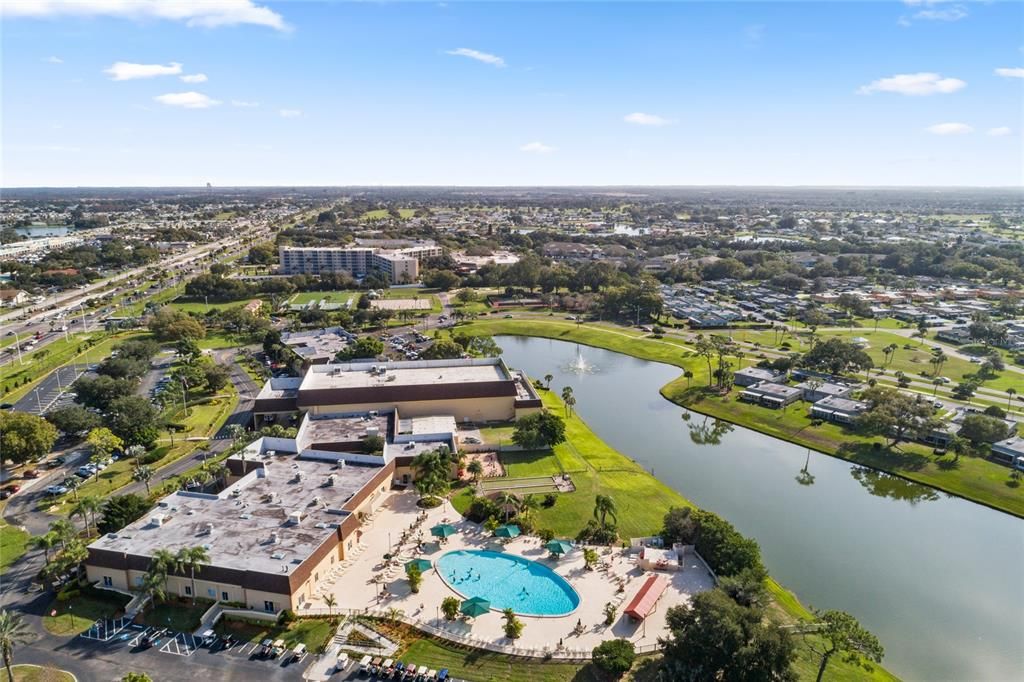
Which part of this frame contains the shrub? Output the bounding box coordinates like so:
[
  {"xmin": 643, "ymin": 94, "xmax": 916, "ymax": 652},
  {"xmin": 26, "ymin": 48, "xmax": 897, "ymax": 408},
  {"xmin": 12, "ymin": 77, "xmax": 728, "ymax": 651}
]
[
  {"xmin": 441, "ymin": 596, "xmax": 459, "ymax": 621},
  {"xmin": 466, "ymin": 496, "xmax": 499, "ymax": 523},
  {"xmin": 543, "ymin": 493, "xmax": 557, "ymax": 508},
  {"xmin": 576, "ymin": 519, "xmax": 618, "ymax": 545},
  {"xmin": 57, "ymin": 588, "xmax": 81, "ymax": 602},
  {"xmin": 277, "ymin": 609, "xmax": 297, "ymax": 626},
  {"xmin": 592, "ymin": 639, "xmax": 636, "ymax": 678},
  {"xmin": 537, "ymin": 528, "xmax": 555, "ymax": 543},
  {"xmin": 692, "ymin": 509, "xmax": 764, "ymax": 578}
]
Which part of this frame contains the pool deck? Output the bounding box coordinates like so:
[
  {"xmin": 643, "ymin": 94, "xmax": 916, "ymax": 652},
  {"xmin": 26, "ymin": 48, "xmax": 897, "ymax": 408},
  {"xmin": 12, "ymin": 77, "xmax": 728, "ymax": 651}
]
[{"xmin": 303, "ymin": 491, "xmax": 715, "ymax": 656}]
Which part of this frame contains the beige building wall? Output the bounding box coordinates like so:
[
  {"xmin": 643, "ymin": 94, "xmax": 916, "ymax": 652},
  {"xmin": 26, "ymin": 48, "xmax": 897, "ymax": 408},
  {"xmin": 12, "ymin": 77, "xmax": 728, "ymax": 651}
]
[{"xmin": 309, "ymin": 396, "xmax": 514, "ymax": 422}]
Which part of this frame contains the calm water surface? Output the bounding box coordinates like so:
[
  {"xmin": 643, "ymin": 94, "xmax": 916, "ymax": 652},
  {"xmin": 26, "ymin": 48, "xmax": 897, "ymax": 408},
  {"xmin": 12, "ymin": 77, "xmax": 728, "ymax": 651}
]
[{"xmin": 497, "ymin": 336, "xmax": 1024, "ymax": 682}]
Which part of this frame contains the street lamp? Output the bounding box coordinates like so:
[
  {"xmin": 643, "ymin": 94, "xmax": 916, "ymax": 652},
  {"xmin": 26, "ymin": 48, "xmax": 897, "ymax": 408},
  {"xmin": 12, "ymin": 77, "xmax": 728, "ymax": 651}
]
[{"xmin": 11, "ymin": 331, "xmax": 23, "ymax": 365}]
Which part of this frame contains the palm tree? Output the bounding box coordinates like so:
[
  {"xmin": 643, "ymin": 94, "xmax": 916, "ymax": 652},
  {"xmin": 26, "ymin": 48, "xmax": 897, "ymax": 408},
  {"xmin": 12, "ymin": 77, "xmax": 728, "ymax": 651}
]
[
  {"xmin": 1007, "ymin": 388, "xmax": 1017, "ymax": 410},
  {"xmin": 0, "ymin": 610, "xmax": 33, "ymax": 682},
  {"xmin": 49, "ymin": 520, "xmax": 75, "ymax": 551},
  {"xmin": 560, "ymin": 386, "xmax": 574, "ymax": 416},
  {"xmin": 683, "ymin": 369, "xmax": 694, "ymax": 388},
  {"xmin": 140, "ymin": 570, "xmax": 166, "ymax": 607},
  {"xmin": 519, "ymin": 494, "xmax": 541, "ymax": 524},
  {"xmin": 932, "ymin": 378, "xmax": 943, "ymax": 396},
  {"xmin": 132, "ymin": 465, "xmax": 154, "ymax": 495},
  {"xmin": 64, "ymin": 476, "xmax": 80, "ymax": 502},
  {"xmin": 72, "ymin": 497, "xmax": 100, "ymax": 536},
  {"xmin": 593, "ymin": 494, "xmax": 617, "ymax": 527},
  {"xmin": 124, "ymin": 444, "xmax": 146, "ymax": 464},
  {"xmin": 385, "ymin": 607, "xmax": 403, "ymax": 624},
  {"xmin": 29, "ymin": 532, "xmax": 60, "ymax": 566},
  {"xmin": 324, "ymin": 594, "xmax": 337, "ymax": 617},
  {"xmin": 543, "ymin": 374, "xmax": 553, "ymax": 390},
  {"xmin": 564, "ymin": 393, "xmax": 576, "ymax": 416},
  {"xmin": 948, "ymin": 435, "xmax": 969, "ymax": 463},
  {"xmin": 226, "ymin": 423, "xmax": 247, "ymax": 445},
  {"xmin": 582, "ymin": 548, "xmax": 599, "ymax": 570},
  {"xmin": 149, "ymin": 548, "xmax": 177, "ymax": 596},
  {"xmin": 467, "ymin": 460, "xmax": 484, "ymax": 483},
  {"xmin": 175, "ymin": 546, "xmax": 210, "ymax": 604},
  {"xmin": 497, "ymin": 491, "xmax": 519, "ymax": 523}
]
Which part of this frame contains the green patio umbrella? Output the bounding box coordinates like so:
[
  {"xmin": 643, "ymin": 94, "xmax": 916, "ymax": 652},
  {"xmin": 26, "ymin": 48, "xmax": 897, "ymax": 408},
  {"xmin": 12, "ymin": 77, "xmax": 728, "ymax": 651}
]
[
  {"xmin": 545, "ymin": 539, "xmax": 573, "ymax": 556},
  {"xmin": 459, "ymin": 596, "xmax": 491, "ymax": 618},
  {"xmin": 430, "ymin": 524, "xmax": 457, "ymax": 539},
  {"xmin": 494, "ymin": 524, "xmax": 520, "ymax": 538},
  {"xmin": 405, "ymin": 558, "xmax": 432, "ymax": 574}
]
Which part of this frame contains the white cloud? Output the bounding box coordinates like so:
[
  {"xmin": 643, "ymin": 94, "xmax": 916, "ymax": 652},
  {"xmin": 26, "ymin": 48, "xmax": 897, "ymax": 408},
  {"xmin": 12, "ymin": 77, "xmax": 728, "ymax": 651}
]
[
  {"xmin": 987, "ymin": 127, "xmax": 1012, "ymax": 137},
  {"xmin": 153, "ymin": 91, "xmax": 221, "ymax": 109},
  {"xmin": 2, "ymin": 0, "xmax": 290, "ymax": 32},
  {"xmin": 519, "ymin": 142, "xmax": 555, "ymax": 154},
  {"xmin": 180, "ymin": 73, "xmax": 208, "ymax": 83},
  {"xmin": 914, "ymin": 6, "xmax": 968, "ymax": 21},
  {"xmin": 279, "ymin": 109, "xmax": 302, "ymax": 118},
  {"xmin": 105, "ymin": 61, "xmax": 182, "ymax": 81},
  {"xmin": 858, "ymin": 72, "xmax": 966, "ymax": 96},
  {"xmin": 445, "ymin": 48, "xmax": 506, "ymax": 68},
  {"xmin": 231, "ymin": 100, "xmax": 259, "ymax": 108},
  {"xmin": 925, "ymin": 122, "xmax": 973, "ymax": 135},
  {"xmin": 995, "ymin": 67, "xmax": 1024, "ymax": 79},
  {"xmin": 624, "ymin": 112, "xmax": 671, "ymax": 126},
  {"xmin": 45, "ymin": 55, "xmax": 63, "ymax": 64}
]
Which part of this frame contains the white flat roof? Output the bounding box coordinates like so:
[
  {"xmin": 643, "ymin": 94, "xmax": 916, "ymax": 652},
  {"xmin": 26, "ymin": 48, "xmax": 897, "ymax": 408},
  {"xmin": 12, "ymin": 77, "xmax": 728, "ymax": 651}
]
[{"xmin": 301, "ymin": 359, "xmax": 509, "ymax": 391}]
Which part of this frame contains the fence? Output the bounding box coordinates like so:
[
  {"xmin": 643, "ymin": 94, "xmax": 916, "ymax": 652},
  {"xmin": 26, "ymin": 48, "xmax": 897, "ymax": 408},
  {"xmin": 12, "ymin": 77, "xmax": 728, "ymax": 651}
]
[{"xmin": 298, "ymin": 605, "xmax": 663, "ymax": 661}]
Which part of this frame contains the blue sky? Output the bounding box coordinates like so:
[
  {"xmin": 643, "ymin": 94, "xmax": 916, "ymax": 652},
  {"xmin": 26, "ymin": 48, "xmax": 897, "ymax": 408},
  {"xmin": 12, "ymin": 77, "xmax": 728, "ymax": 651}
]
[{"xmin": 1, "ymin": 1, "xmax": 1021, "ymax": 187}]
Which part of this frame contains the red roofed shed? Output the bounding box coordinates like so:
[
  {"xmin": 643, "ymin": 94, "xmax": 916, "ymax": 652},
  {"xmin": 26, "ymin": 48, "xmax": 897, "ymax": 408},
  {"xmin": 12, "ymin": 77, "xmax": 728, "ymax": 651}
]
[{"xmin": 624, "ymin": 574, "xmax": 668, "ymax": 621}]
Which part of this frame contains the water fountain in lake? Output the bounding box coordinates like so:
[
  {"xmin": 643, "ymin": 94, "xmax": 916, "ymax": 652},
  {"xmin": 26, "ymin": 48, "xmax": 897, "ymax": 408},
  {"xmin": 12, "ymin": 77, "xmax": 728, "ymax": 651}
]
[{"xmin": 565, "ymin": 346, "xmax": 597, "ymax": 375}]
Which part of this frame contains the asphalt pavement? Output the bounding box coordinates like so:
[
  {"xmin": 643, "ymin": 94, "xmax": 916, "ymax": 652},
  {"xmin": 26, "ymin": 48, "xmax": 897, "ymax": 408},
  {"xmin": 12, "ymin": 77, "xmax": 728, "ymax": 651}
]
[{"xmin": 11, "ymin": 364, "xmax": 86, "ymax": 414}]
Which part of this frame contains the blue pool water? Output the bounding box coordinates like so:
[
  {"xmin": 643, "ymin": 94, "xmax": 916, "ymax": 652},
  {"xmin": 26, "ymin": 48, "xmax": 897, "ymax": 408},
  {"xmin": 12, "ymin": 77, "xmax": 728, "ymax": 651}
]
[{"xmin": 437, "ymin": 549, "xmax": 580, "ymax": 616}]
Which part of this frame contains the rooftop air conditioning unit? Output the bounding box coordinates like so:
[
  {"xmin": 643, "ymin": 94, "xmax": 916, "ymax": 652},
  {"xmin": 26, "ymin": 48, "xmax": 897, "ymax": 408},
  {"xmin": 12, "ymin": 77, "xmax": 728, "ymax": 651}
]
[
  {"xmin": 366, "ymin": 426, "xmax": 379, "ymax": 437},
  {"xmin": 294, "ymin": 471, "xmax": 303, "ymax": 482},
  {"xmin": 201, "ymin": 523, "xmax": 214, "ymax": 535},
  {"xmin": 325, "ymin": 474, "xmax": 337, "ymax": 487},
  {"xmin": 271, "ymin": 551, "xmax": 284, "ymax": 560},
  {"xmin": 288, "ymin": 511, "xmax": 303, "ymax": 525},
  {"xmin": 268, "ymin": 492, "xmax": 278, "ymax": 503},
  {"xmin": 269, "ymin": 531, "xmax": 279, "ymax": 544},
  {"xmin": 368, "ymin": 410, "xmax": 378, "ymax": 417},
  {"xmin": 312, "ymin": 495, "xmax": 323, "ymax": 507},
  {"xmin": 150, "ymin": 514, "xmax": 165, "ymax": 527}
]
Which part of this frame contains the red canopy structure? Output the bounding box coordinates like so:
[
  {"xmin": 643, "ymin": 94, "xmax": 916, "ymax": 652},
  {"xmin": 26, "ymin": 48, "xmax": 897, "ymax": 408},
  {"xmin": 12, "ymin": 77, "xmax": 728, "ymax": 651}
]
[{"xmin": 624, "ymin": 574, "xmax": 668, "ymax": 621}]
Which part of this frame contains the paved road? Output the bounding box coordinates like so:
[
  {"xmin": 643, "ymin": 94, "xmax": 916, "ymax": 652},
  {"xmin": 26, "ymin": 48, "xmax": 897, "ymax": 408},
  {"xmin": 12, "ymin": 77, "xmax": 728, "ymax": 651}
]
[{"xmin": 11, "ymin": 364, "xmax": 86, "ymax": 414}]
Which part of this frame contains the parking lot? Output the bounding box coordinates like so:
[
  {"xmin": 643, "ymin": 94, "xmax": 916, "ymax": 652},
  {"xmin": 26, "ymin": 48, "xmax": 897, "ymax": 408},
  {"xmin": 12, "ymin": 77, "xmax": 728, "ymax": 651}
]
[{"xmin": 12, "ymin": 364, "xmax": 86, "ymax": 414}]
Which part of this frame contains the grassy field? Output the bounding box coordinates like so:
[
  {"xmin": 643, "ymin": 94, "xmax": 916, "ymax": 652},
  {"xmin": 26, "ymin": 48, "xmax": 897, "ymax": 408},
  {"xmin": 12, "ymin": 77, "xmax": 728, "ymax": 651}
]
[
  {"xmin": 0, "ymin": 665, "xmax": 76, "ymax": 682},
  {"xmin": 216, "ymin": 615, "xmax": 339, "ymax": 651},
  {"xmin": 460, "ymin": 318, "xmax": 1024, "ymax": 518},
  {"xmin": 168, "ymin": 299, "xmax": 265, "ymax": 314},
  {"xmin": 498, "ymin": 450, "xmax": 564, "ymax": 477},
  {"xmin": 43, "ymin": 588, "xmax": 131, "ymax": 636},
  {"xmin": 0, "ymin": 522, "xmax": 30, "ymax": 575},
  {"xmin": 196, "ymin": 331, "xmax": 253, "ymax": 350},
  {"xmin": 289, "ymin": 288, "xmax": 440, "ymax": 311},
  {"xmin": 362, "ymin": 208, "xmax": 416, "ymax": 220},
  {"xmin": 140, "ymin": 599, "xmax": 211, "ymax": 632}
]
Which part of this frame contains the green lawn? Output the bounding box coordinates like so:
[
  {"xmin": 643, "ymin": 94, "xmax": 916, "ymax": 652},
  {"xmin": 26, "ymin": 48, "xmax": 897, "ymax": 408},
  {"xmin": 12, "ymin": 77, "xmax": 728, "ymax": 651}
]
[
  {"xmin": 0, "ymin": 665, "xmax": 76, "ymax": 682},
  {"xmin": 398, "ymin": 638, "xmax": 591, "ymax": 682},
  {"xmin": 43, "ymin": 587, "xmax": 131, "ymax": 636},
  {"xmin": 196, "ymin": 331, "xmax": 250, "ymax": 350},
  {"xmin": 362, "ymin": 208, "xmax": 416, "ymax": 220},
  {"xmin": 0, "ymin": 523, "xmax": 30, "ymax": 575},
  {"xmin": 168, "ymin": 299, "xmax": 264, "ymax": 314},
  {"xmin": 478, "ymin": 424, "xmax": 514, "ymax": 445},
  {"xmin": 216, "ymin": 615, "xmax": 339, "ymax": 652},
  {"xmin": 499, "ymin": 450, "xmax": 564, "ymax": 477},
  {"xmin": 289, "ymin": 288, "xmax": 439, "ymax": 309},
  {"xmin": 140, "ymin": 598, "xmax": 211, "ymax": 631}
]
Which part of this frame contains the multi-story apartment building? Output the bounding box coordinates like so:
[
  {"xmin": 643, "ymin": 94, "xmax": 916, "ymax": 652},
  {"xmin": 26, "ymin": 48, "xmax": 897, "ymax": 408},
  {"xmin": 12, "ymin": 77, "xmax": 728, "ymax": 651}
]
[{"xmin": 278, "ymin": 242, "xmax": 442, "ymax": 284}]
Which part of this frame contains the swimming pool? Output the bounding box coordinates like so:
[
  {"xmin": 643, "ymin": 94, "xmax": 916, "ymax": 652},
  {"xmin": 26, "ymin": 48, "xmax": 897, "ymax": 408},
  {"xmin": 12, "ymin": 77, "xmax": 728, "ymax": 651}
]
[{"xmin": 437, "ymin": 549, "xmax": 580, "ymax": 617}]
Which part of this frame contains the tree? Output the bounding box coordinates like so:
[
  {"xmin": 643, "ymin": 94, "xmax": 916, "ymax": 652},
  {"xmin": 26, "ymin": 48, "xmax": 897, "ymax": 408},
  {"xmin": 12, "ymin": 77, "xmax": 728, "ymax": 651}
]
[
  {"xmin": 958, "ymin": 413, "xmax": 1011, "ymax": 445},
  {"xmin": 441, "ymin": 596, "xmax": 459, "ymax": 621},
  {"xmin": 175, "ymin": 546, "xmax": 210, "ymax": 604},
  {"xmin": 140, "ymin": 569, "xmax": 166, "ymax": 607},
  {"xmin": 661, "ymin": 506, "xmax": 699, "ymax": 545},
  {"xmin": 72, "ymin": 496, "xmax": 101, "ymax": 535},
  {"xmin": 683, "ymin": 369, "xmax": 694, "ymax": 387},
  {"xmin": 98, "ymin": 494, "xmax": 152, "ymax": 534},
  {"xmin": 1007, "ymin": 387, "xmax": 1017, "ymax": 410},
  {"xmin": 202, "ymin": 363, "xmax": 230, "ymax": 393},
  {"xmin": 125, "ymin": 444, "xmax": 147, "ymax": 464},
  {"xmin": 148, "ymin": 308, "xmax": 206, "ymax": 342},
  {"xmin": 421, "ymin": 337, "xmax": 464, "ymax": 360},
  {"xmin": 467, "ymin": 460, "xmax": 484, "ymax": 482},
  {"xmin": 857, "ymin": 387, "xmax": 939, "ymax": 447},
  {"xmin": 799, "ymin": 338, "xmax": 872, "ymax": 376},
  {"xmin": 336, "ymin": 336, "xmax": 384, "ymax": 361},
  {"xmin": 806, "ymin": 610, "xmax": 884, "ymax": 682},
  {"xmin": 323, "ymin": 594, "xmax": 337, "ymax": 617},
  {"xmin": 583, "ymin": 547, "xmax": 599, "ymax": 570},
  {"xmin": 660, "ymin": 590, "xmax": 797, "ymax": 682},
  {"xmin": 691, "ymin": 509, "xmax": 764, "ymax": 578},
  {"xmin": 502, "ymin": 608, "xmax": 524, "ymax": 639},
  {"xmin": 29, "ymin": 532, "xmax": 60, "ymax": 566},
  {"xmin": 411, "ymin": 447, "xmax": 455, "ymax": 501},
  {"xmin": 122, "ymin": 673, "xmax": 154, "ymax": 682},
  {"xmin": 106, "ymin": 396, "xmax": 161, "ymax": 447},
  {"xmin": 45, "ymin": 405, "xmax": 101, "ymax": 436},
  {"xmin": 560, "ymin": 386, "xmax": 574, "ymax": 415},
  {"xmin": 87, "ymin": 427, "xmax": 123, "ymax": 461},
  {"xmin": 593, "ymin": 494, "xmax": 617, "ymax": 527},
  {"xmin": 591, "ymin": 639, "xmax": 636, "ymax": 678},
  {"xmin": 422, "ymin": 269, "xmax": 461, "ymax": 291},
  {"xmin": 0, "ymin": 411, "xmax": 58, "ymax": 464},
  {"xmin": 0, "ymin": 609, "xmax": 33, "ymax": 682},
  {"xmin": 72, "ymin": 375, "xmax": 137, "ymax": 411},
  {"xmin": 543, "ymin": 374, "xmax": 553, "ymax": 389},
  {"xmin": 407, "ymin": 563, "xmax": 423, "ymax": 593},
  {"xmin": 511, "ymin": 411, "xmax": 566, "ymax": 450}
]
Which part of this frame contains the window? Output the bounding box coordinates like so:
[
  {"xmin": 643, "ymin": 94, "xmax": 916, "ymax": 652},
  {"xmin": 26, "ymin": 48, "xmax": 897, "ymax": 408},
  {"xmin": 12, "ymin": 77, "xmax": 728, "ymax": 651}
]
[
  {"xmin": 264, "ymin": 601, "xmax": 275, "ymax": 613},
  {"xmin": 222, "ymin": 591, "xmax": 229, "ymax": 601},
  {"xmin": 134, "ymin": 576, "xmax": 144, "ymax": 587},
  {"xmin": 102, "ymin": 576, "xmax": 113, "ymax": 587},
  {"xmin": 184, "ymin": 585, "xmax": 192, "ymax": 596},
  {"xmin": 207, "ymin": 588, "xmax": 216, "ymax": 598}
]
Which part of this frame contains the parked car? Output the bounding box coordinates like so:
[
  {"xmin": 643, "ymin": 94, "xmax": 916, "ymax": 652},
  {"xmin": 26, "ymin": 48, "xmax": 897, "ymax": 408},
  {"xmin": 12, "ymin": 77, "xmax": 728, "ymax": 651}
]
[
  {"xmin": 45, "ymin": 485, "xmax": 69, "ymax": 495},
  {"xmin": 21, "ymin": 469, "xmax": 40, "ymax": 479}
]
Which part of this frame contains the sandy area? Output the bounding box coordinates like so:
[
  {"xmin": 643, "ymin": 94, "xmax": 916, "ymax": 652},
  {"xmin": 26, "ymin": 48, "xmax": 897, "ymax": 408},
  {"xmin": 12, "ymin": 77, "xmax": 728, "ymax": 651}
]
[
  {"xmin": 372, "ymin": 299, "xmax": 432, "ymax": 311},
  {"xmin": 460, "ymin": 452, "xmax": 505, "ymax": 479}
]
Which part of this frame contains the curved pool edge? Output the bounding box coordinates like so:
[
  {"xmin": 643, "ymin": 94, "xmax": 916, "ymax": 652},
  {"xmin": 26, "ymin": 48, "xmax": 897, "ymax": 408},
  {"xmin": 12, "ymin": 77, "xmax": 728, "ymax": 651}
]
[{"xmin": 435, "ymin": 549, "xmax": 582, "ymax": 618}]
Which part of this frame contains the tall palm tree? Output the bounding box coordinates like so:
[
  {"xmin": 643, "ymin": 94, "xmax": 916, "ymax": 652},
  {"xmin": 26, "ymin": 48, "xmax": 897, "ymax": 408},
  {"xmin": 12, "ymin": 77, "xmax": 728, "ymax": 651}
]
[
  {"xmin": 683, "ymin": 370, "xmax": 694, "ymax": 388},
  {"xmin": 48, "ymin": 519, "xmax": 75, "ymax": 551},
  {"xmin": 593, "ymin": 494, "xmax": 617, "ymax": 527},
  {"xmin": 175, "ymin": 546, "xmax": 210, "ymax": 604},
  {"xmin": 132, "ymin": 465, "xmax": 154, "ymax": 495},
  {"xmin": 149, "ymin": 548, "xmax": 177, "ymax": 596},
  {"xmin": 560, "ymin": 386, "xmax": 574, "ymax": 416},
  {"xmin": 0, "ymin": 610, "xmax": 33, "ymax": 682},
  {"xmin": 29, "ymin": 532, "xmax": 60, "ymax": 566},
  {"xmin": 140, "ymin": 570, "xmax": 166, "ymax": 607},
  {"xmin": 932, "ymin": 378, "xmax": 943, "ymax": 396},
  {"xmin": 1007, "ymin": 388, "xmax": 1017, "ymax": 410},
  {"xmin": 64, "ymin": 476, "xmax": 80, "ymax": 502},
  {"xmin": 519, "ymin": 494, "xmax": 541, "ymax": 523},
  {"xmin": 324, "ymin": 594, "xmax": 337, "ymax": 617},
  {"xmin": 124, "ymin": 444, "xmax": 146, "ymax": 464},
  {"xmin": 543, "ymin": 374, "xmax": 553, "ymax": 390},
  {"xmin": 496, "ymin": 491, "xmax": 519, "ymax": 523},
  {"xmin": 72, "ymin": 497, "xmax": 100, "ymax": 536},
  {"xmin": 467, "ymin": 460, "xmax": 484, "ymax": 483}
]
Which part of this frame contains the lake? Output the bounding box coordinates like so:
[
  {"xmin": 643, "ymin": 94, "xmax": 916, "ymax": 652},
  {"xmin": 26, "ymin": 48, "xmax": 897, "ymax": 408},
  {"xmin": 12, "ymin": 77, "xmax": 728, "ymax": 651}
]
[
  {"xmin": 497, "ymin": 335, "xmax": 1023, "ymax": 681},
  {"xmin": 14, "ymin": 225, "xmax": 71, "ymax": 237}
]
